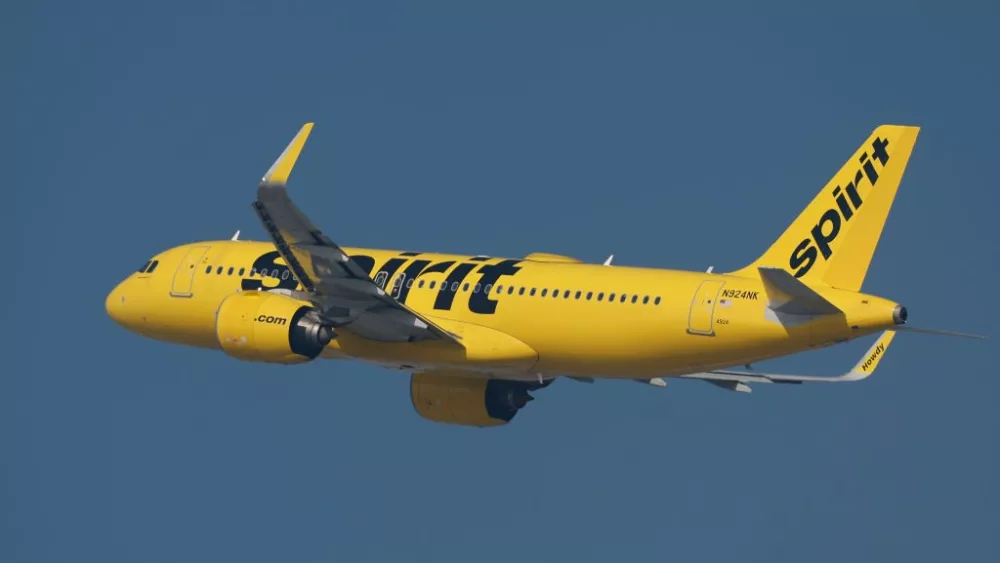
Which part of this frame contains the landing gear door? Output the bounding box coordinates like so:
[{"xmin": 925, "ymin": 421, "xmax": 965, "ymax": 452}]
[
  {"xmin": 687, "ymin": 280, "xmax": 725, "ymax": 336},
  {"xmin": 171, "ymin": 245, "xmax": 211, "ymax": 297}
]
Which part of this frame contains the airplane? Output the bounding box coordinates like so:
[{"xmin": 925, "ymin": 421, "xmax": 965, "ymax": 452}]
[{"xmin": 106, "ymin": 123, "xmax": 983, "ymax": 427}]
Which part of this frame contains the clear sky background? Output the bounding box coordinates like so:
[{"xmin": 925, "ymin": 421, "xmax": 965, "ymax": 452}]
[{"xmin": 4, "ymin": 2, "xmax": 998, "ymax": 562}]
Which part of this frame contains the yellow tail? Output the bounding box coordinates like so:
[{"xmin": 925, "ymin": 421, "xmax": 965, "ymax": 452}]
[{"xmin": 729, "ymin": 125, "xmax": 920, "ymax": 291}]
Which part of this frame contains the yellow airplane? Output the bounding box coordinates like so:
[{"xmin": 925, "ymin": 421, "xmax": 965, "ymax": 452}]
[{"xmin": 106, "ymin": 123, "xmax": 981, "ymax": 427}]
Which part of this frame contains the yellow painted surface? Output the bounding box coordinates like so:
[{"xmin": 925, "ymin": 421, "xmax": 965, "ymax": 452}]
[
  {"xmin": 107, "ymin": 240, "xmax": 901, "ymax": 379},
  {"xmin": 104, "ymin": 124, "xmax": 917, "ymax": 383}
]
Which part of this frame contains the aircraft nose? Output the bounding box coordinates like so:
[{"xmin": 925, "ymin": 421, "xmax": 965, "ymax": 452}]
[{"xmin": 105, "ymin": 281, "xmax": 127, "ymax": 325}]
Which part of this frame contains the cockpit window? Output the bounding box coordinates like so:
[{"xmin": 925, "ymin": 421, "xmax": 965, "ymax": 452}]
[{"xmin": 137, "ymin": 260, "xmax": 159, "ymax": 274}]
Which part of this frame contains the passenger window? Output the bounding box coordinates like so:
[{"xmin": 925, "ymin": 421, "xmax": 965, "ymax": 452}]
[
  {"xmin": 272, "ymin": 270, "xmax": 280, "ymax": 279},
  {"xmin": 238, "ymin": 268, "xmax": 245, "ymax": 276},
  {"xmin": 631, "ymin": 295, "xmax": 638, "ymax": 304},
  {"xmin": 620, "ymin": 294, "xmax": 627, "ymax": 303},
  {"xmin": 419, "ymin": 280, "xmax": 425, "ymax": 288},
  {"xmin": 552, "ymin": 288, "xmax": 558, "ymax": 297},
  {"xmin": 216, "ymin": 266, "xmax": 223, "ymax": 275},
  {"xmin": 227, "ymin": 267, "xmax": 234, "ymax": 275},
  {"xmin": 654, "ymin": 297, "xmax": 661, "ymax": 305},
  {"xmin": 451, "ymin": 282, "xmax": 459, "ymax": 291},
  {"xmin": 518, "ymin": 287, "xmax": 525, "ymax": 295},
  {"xmin": 597, "ymin": 292, "xmax": 604, "ymax": 301},
  {"xmin": 475, "ymin": 283, "xmax": 481, "ymax": 293},
  {"xmin": 250, "ymin": 268, "xmax": 257, "ymax": 276},
  {"xmin": 147, "ymin": 260, "xmax": 159, "ymax": 274},
  {"xmin": 282, "ymin": 271, "xmax": 290, "ymax": 280},
  {"xmin": 206, "ymin": 266, "xmax": 213, "ymax": 274},
  {"xmin": 541, "ymin": 289, "xmax": 548, "ymax": 297},
  {"xmin": 406, "ymin": 278, "xmax": 413, "ymax": 288},
  {"xmin": 484, "ymin": 283, "xmax": 492, "ymax": 293},
  {"xmin": 564, "ymin": 290, "xmax": 571, "ymax": 299},
  {"xmin": 463, "ymin": 283, "xmax": 470, "ymax": 292},
  {"xmin": 497, "ymin": 285, "xmax": 504, "ymax": 293},
  {"xmin": 575, "ymin": 291, "xmax": 581, "ymax": 299},
  {"xmin": 429, "ymin": 281, "xmax": 436, "ymax": 289},
  {"xmin": 609, "ymin": 293, "xmax": 616, "ymax": 301},
  {"xmin": 643, "ymin": 296, "xmax": 649, "ymax": 304},
  {"xmin": 529, "ymin": 288, "xmax": 536, "ymax": 296}
]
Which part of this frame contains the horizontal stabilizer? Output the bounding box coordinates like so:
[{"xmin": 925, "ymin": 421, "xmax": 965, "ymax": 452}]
[{"xmin": 758, "ymin": 267, "xmax": 841, "ymax": 316}]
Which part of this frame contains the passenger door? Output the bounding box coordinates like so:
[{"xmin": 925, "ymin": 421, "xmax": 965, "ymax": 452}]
[
  {"xmin": 170, "ymin": 245, "xmax": 211, "ymax": 297},
  {"xmin": 687, "ymin": 280, "xmax": 725, "ymax": 335}
]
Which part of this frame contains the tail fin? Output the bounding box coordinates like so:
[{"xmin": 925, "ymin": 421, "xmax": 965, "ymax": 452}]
[{"xmin": 729, "ymin": 125, "xmax": 920, "ymax": 291}]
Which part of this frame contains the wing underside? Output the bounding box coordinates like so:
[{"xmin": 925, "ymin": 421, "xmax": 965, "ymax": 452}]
[{"xmin": 680, "ymin": 331, "xmax": 896, "ymax": 393}]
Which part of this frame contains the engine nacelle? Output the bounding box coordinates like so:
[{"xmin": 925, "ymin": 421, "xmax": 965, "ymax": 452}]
[
  {"xmin": 216, "ymin": 291, "xmax": 333, "ymax": 364},
  {"xmin": 410, "ymin": 372, "xmax": 534, "ymax": 427}
]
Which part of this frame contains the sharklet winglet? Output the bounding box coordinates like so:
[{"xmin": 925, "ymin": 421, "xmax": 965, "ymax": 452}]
[{"xmin": 261, "ymin": 123, "xmax": 314, "ymax": 187}]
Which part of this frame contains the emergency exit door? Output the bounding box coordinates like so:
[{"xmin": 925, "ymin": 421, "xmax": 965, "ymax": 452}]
[{"xmin": 687, "ymin": 280, "xmax": 725, "ymax": 335}]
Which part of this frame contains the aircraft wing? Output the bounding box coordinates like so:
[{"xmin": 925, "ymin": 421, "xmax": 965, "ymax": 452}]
[
  {"xmin": 252, "ymin": 123, "xmax": 461, "ymax": 345},
  {"xmin": 680, "ymin": 331, "xmax": 896, "ymax": 393}
]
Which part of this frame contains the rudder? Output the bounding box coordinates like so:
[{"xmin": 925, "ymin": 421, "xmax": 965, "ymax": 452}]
[{"xmin": 729, "ymin": 125, "xmax": 920, "ymax": 291}]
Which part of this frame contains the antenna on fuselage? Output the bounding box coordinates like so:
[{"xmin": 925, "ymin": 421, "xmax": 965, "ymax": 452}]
[
  {"xmin": 231, "ymin": 230, "xmax": 241, "ymax": 241},
  {"xmin": 603, "ymin": 254, "xmax": 614, "ymax": 266}
]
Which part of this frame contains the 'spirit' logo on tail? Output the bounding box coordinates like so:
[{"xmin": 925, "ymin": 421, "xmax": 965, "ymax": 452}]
[{"xmin": 789, "ymin": 137, "xmax": 891, "ymax": 278}]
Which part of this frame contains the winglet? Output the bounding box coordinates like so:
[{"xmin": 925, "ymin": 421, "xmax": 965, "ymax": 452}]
[
  {"xmin": 261, "ymin": 123, "xmax": 314, "ymax": 186},
  {"xmin": 844, "ymin": 330, "xmax": 896, "ymax": 381}
]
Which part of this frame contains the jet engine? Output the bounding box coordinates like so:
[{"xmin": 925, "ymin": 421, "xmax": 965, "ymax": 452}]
[
  {"xmin": 216, "ymin": 291, "xmax": 333, "ymax": 364},
  {"xmin": 410, "ymin": 372, "xmax": 537, "ymax": 427}
]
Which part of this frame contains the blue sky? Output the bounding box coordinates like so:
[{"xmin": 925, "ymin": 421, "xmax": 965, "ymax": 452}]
[{"xmin": 5, "ymin": 2, "xmax": 998, "ymax": 562}]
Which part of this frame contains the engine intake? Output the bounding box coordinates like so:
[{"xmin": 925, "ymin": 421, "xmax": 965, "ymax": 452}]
[{"xmin": 217, "ymin": 291, "xmax": 332, "ymax": 364}]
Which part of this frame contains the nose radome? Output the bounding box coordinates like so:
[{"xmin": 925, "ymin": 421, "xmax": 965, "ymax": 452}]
[{"xmin": 106, "ymin": 281, "xmax": 127, "ymax": 325}]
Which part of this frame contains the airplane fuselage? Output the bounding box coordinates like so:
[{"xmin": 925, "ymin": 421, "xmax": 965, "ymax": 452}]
[{"xmin": 107, "ymin": 240, "xmax": 901, "ymax": 381}]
